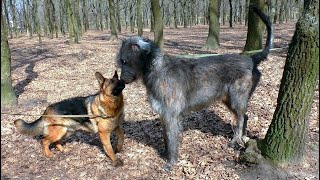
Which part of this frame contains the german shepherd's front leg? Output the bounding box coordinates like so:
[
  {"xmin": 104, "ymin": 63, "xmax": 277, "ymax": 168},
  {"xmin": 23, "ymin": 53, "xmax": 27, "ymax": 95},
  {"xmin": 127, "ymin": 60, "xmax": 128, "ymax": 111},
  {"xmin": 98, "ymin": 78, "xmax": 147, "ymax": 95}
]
[
  {"xmin": 114, "ymin": 126, "xmax": 124, "ymax": 153},
  {"xmin": 98, "ymin": 131, "xmax": 123, "ymax": 167}
]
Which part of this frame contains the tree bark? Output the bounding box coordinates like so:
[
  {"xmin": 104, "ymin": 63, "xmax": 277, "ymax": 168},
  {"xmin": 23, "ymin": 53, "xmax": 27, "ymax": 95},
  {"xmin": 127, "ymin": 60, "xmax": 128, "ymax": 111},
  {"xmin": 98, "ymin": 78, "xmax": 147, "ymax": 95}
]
[
  {"xmin": 204, "ymin": 0, "xmax": 220, "ymax": 49},
  {"xmin": 33, "ymin": 0, "xmax": 41, "ymax": 43},
  {"xmin": 260, "ymin": 0, "xmax": 319, "ymax": 165},
  {"xmin": 9, "ymin": 0, "xmax": 18, "ymax": 37},
  {"xmin": 151, "ymin": 0, "xmax": 164, "ymax": 51},
  {"xmin": 116, "ymin": 0, "xmax": 121, "ymax": 33},
  {"xmin": 1, "ymin": 10, "xmax": 17, "ymax": 106},
  {"xmin": 82, "ymin": 0, "xmax": 89, "ymax": 32},
  {"xmin": 66, "ymin": 0, "xmax": 74, "ymax": 43},
  {"xmin": 229, "ymin": 0, "xmax": 233, "ymax": 28},
  {"xmin": 3, "ymin": 0, "xmax": 13, "ymax": 39},
  {"xmin": 137, "ymin": 0, "xmax": 143, "ymax": 36},
  {"xmin": 108, "ymin": 0, "xmax": 118, "ymax": 41}
]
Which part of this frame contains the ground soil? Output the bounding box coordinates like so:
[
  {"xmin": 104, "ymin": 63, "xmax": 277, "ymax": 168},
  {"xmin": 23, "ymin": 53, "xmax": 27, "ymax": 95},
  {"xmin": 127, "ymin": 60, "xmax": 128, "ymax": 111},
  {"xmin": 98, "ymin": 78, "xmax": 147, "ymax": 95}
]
[{"xmin": 1, "ymin": 22, "xmax": 319, "ymax": 179}]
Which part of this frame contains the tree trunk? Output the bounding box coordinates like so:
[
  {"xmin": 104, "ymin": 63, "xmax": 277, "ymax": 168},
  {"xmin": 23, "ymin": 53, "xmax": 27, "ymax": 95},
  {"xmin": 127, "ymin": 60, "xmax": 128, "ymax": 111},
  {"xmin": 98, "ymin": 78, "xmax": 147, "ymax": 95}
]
[
  {"xmin": 9, "ymin": 0, "xmax": 18, "ymax": 37},
  {"xmin": 60, "ymin": 0, "xmax": 66, "ymax": 35},
  {"xmin": 173, "ymin": 0, "xmax": 178, "ymax": 28},
  {"xmin": 279, "ymin": 0, "xmax": 285, "ymax": 24},
  {"xmin": 33, "ymin": 0, "xmax": 41, "ymax": 43},
  {"xmin": 243, "ymin": 0, "xmax": 265, "ymax": 52},
  {"xmin": 3, "ymin": 0, "xmax": 13, "ymax": 39},
  {"xmin": 82, "ymin": 0, "xmax": 89, "ymax": 32},
  {"xmin": 245, "ymin": 0, "xmax": 249, "ymax": 26},
  {"xmin": 66, "ymin": 0, "xmax": 74, "ymax": 43},
  {"xmin": 116, "ymin": 0, "xmax": 121, "ymax": 33},
  {"xmin": 1, "ymin": 11, "xmax": 17, "ymax": 106},
  {"xmin": 73, "ymin": 0, "xmax": 80, "ymax": 42},
  {"xmin": 129, "ymin": 2, "xmax": 135, "ymax": 33},
  {"xmin": 137, "ymin": 0, "xmax": 143, "ymax": 36},
  {"xmin": 222, "ymin": 0, "xmax": 226, "ymax": 25},
  {"xmin": 26, "ymin": 0, "xmax": 33, "ymax": 38},
  {"xmin": 229, "ymin": 0, "xmax": 233, "ymax": 27},
  {"xmin": 260, "ymin": 0, "xmax": 319, "ymax": 165},
  {"xmin": 150, "ymin": 5, "xmax": 154, "ymax": 32},
  {"xmin": 204, "ymin": 0, "xmax": 220, "ymax": 49},
  {"xmin": 273, "ymin": 0, "xmax": 278, "ymax": 23},
  {"xmin": 108, "ymin": 0, "xmax": 118, "ymax": 41},
  {"xmin": 150, "ymin": 0, "xmax": 164, "ymax": 51}
]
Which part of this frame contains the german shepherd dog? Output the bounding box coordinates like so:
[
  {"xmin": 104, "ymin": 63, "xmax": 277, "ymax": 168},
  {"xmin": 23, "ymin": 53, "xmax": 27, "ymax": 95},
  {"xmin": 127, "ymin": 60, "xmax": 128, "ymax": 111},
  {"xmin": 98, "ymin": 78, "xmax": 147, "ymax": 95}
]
[
  {"xmin": 14, "ymin": 71, "xmax": 126, "ymax": 167},
  {"xmin": 116, "ymin": 6, "xmax": 272, "ymax": 171}
]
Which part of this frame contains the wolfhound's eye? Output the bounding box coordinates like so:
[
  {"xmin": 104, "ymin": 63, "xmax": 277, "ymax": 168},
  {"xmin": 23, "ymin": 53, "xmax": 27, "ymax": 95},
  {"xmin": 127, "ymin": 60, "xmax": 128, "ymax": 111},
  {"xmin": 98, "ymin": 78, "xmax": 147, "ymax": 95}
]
[{"xmin": 120, "ymin": 59, "xmax": 127, "ymax": 65}]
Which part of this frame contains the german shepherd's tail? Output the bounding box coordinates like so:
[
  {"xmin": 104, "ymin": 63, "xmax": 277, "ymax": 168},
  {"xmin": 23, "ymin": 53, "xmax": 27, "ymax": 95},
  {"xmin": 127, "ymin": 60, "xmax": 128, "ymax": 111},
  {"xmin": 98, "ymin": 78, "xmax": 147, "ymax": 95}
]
[
  {"xmin": 14, "ymin": 118, "xmax": 44, "ymax": 136},
  {"xmin": 250, "ymin": 5, "xmax": 273, "ymax": 67}
]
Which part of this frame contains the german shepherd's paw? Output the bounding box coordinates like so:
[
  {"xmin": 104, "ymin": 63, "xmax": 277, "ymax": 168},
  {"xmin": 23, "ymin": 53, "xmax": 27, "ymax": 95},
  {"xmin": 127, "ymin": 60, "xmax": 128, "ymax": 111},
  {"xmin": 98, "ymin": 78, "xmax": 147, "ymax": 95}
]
[{"xmin": 112, "ymin": 158, "xmax": 124, "ymax": 167}]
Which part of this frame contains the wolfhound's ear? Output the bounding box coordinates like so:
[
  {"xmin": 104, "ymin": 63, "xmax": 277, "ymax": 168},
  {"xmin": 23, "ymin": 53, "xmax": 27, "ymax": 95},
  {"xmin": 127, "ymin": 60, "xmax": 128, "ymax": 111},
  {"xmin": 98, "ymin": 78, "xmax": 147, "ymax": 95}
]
[
  {"xmin": 95, "ymin": 72, "xmax": 105, "ymax": 88},
  {"xmin": 135, "ymin": 38, "xmax": 151, "ymax": 54}
]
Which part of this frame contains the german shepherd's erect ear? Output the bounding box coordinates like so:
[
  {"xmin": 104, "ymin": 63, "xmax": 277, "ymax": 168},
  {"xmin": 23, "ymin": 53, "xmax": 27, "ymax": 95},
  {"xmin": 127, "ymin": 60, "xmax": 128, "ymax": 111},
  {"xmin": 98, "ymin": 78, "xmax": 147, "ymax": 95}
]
[
  {"xmin": 95, "ymin": 72, "xmax": 105, "ymax": 89},
  {"xmin": 113, "ymin": 71, "xmax": 119, "ymax": 80}
]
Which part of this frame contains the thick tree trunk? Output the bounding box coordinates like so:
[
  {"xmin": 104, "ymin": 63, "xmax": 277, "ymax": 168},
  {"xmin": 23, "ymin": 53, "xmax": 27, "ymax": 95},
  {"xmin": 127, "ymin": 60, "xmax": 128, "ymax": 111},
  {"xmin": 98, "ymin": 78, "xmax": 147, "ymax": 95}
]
[
  {"xmin": 260, "ymin": 0, "xmax": 319, "ymax": 165},
  {"xmin": 108, "ymin": 0, "xmax": 118, "ymax": 41},
  {"xmin": 1, "ymin": 12, "xmax": 17, "ymax": 106},
  {"xmin": 243, "ymin": 0, "xmax": 265, "ymax": 52},
  {"xmin": 204, "ymin": 0, "xmax": 220, "ymax": 49},
  {"xmin": 151, "ymin": 0, "xmax": 164, "ymax": 51}
]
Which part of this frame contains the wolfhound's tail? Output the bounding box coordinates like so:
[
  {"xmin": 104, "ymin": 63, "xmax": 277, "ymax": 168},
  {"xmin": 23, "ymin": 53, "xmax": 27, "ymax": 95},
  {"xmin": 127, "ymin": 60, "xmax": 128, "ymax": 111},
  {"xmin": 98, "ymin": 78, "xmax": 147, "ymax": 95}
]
[{"xmin": 250, "ymin": 5, "xmax": 273, "ymax": 67}]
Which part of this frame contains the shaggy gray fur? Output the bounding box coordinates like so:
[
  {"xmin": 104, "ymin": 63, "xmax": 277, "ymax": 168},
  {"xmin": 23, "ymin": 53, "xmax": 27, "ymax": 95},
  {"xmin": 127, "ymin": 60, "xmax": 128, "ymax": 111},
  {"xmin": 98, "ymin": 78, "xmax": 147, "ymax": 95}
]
[{"xmin": 115, "ymin": 6, "xmax": 273, "ymax": 171}]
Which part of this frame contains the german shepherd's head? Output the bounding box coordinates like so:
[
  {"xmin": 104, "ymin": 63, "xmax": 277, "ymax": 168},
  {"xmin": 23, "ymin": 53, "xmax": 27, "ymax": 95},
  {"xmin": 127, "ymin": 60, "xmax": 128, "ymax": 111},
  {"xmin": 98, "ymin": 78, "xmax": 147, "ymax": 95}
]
[{"xmin": 95, "ymin": 71, "xmax": 125, "ymax": 96}]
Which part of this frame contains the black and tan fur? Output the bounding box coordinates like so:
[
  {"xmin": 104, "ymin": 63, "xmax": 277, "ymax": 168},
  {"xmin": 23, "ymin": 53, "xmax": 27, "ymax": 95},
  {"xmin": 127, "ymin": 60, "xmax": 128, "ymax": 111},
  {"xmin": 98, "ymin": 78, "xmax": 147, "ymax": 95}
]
[{"xmin": 14, "ymin": 71, "xmax": 126, "ymax": 167}]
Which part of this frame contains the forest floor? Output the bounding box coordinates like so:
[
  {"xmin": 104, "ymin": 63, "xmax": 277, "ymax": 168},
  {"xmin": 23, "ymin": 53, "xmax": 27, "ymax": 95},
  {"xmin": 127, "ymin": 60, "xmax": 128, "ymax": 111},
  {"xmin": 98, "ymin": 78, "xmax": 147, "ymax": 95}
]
[{"xmin": 1, "ymin": 22, "xmax": 319, "ymax": 179}]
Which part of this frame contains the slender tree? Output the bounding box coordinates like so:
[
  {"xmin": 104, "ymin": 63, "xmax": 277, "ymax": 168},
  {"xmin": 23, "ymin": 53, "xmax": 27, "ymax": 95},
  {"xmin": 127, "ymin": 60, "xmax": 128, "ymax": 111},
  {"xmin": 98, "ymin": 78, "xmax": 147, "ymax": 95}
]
[
  {"xmin": 243, "ymin": 0, "xmax": 265, "ymax": 52},
  {"xmin": 204, "ymin": 0, "xmax": 220, "ymax": 49},
  {"xmin": 33, "ymin": 0, "xmax": 41, "ymax": 43},
  {"xmin": 260, "ymin": 0, "xmax": 319, "ymax": 165},
  {"xmin": 108, "ymin": 0, "xmax": 118, "ymax": 41},
  {"xmin": 82, "ymin": 0, "xmax": 89, "ymax": 32},
  {"xmin": 66, "ymin": 0, "xmax": 74, "ymax": 43},
  {"xmin": 25, "ymin": 0, "xmax": 33, "ymax": 37},
  {"xmin": 116, "ymin": 0, "xmax": 121, "ymax": 33},
  {"xmin": 137, "ymin": 0, "xmax": 143, "ymax": 36},
  {"xmin": 273, "ymin": 0, "xmax": 278, "ymax": 23},
  {"xmin": 9, "ymin": 0, "xmax": 18, "ymax": 37},
  {"xmin": 59, "ymin": 0, "xmax": 66, "ymax": 35},
  {"xmin": 229, "ymin": 0, "xmax": 233, "ymax": 28},
  {"xmin": 1, "ymin": 9, "xmax": 17, "ymax": 106},
  {"xmin": 3, "ymin": 0, "xmax": 13, "ymax": 39},
  {"xmin": 151, "ymin": 0, "xmax": 164, "ymax": 51},
  {"xmin": 73, "ymin": 0, "xmax": 81, "ymax": 40},
  {"xmin": 245, "ymin": 0, "xmax": 250, "ymax": 26}
]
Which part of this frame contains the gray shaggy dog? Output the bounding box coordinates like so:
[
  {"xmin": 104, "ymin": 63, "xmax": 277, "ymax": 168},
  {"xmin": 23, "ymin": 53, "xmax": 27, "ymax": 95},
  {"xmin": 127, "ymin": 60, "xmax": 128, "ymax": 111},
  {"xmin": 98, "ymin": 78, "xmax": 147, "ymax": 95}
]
[{"xmin": 116, "ymin": 6, "xmax": 273, "ymax": 171}]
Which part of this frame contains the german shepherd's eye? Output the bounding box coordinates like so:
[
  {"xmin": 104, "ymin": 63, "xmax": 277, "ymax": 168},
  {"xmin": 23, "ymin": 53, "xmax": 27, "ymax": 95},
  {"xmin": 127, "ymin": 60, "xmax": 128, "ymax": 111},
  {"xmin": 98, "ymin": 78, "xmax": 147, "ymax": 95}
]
[
  {"xmin": 110, "ymin": 79, "xmax": 115, "ymax": 83},
  {"xmin": 120, "ymin": 59, "xmax": 127, "ymax": 65}
]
